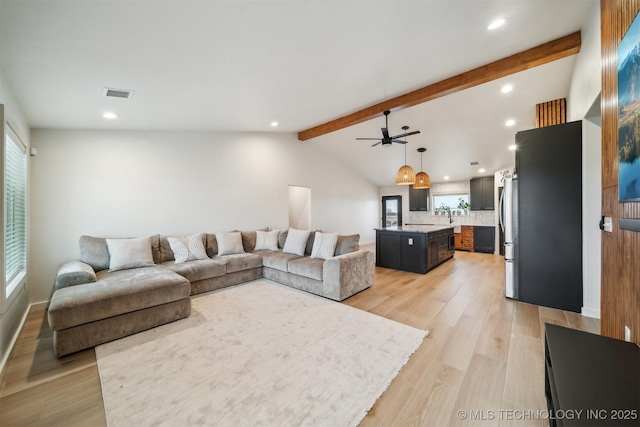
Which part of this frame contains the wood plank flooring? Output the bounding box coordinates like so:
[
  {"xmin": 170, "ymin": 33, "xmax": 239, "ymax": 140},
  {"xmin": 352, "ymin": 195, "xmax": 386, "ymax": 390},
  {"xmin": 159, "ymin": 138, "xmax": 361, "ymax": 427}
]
[{"xmin": 0, "ymin": 250, "xmax": 599, "ymax": 426}]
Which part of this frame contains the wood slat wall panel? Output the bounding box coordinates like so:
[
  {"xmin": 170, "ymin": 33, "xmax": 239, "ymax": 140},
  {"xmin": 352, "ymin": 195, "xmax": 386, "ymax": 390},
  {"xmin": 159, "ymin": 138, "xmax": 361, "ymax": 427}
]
[
  {"xmin": 601, "ymin": 0, "xmax": 640, "ymax": 343},
  {"xmin": 535, "ymin": 98, "xmax": 566, "ymax": 128}
]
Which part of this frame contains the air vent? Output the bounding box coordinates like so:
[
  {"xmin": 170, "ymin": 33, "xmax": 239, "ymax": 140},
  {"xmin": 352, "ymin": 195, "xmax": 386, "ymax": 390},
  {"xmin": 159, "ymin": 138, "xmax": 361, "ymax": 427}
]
[
  {"xmin": 103, "ymin": 88, "xmax": 134, "ymax": 99},
  {"xmin": 470, "ymin": 161, "xmax": 479, "ymax": 166}
]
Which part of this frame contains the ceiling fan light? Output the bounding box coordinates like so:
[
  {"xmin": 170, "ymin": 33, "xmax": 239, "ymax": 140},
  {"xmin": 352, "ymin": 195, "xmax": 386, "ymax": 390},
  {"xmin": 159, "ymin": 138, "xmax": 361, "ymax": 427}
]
[
  {"xmin": 396, "ymin": 165, "xmax": 416, "ymax": 185},
  {"xmin": 414, "ymin": 171, "xmax": 430, "ymax": 189}
]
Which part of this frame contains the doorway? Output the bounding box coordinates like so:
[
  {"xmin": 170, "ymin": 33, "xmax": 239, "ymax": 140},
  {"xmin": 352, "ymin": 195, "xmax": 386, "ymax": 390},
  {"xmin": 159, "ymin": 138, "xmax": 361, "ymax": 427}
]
[
  {"xmin": 382, "ymin": 196, "xmax": 402, "ymax": 228},
  {"xmin": 288, "ymin": 185, "xmax": 311, "ymax": 230}
]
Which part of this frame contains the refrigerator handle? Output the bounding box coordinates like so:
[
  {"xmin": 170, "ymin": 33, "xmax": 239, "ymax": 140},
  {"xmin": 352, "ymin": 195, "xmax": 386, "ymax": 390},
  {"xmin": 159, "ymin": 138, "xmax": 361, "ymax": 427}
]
[{"xmin": 499, "ymin": 187, "xmax": 505, "ymax": 233}]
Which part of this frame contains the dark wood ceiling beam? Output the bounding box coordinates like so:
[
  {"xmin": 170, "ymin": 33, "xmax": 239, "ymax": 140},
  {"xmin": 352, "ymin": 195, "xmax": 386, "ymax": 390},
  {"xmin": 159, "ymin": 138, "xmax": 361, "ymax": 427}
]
[{"xmin": 298, "ymin": 31, "xmax": 581, "ymax": 141}]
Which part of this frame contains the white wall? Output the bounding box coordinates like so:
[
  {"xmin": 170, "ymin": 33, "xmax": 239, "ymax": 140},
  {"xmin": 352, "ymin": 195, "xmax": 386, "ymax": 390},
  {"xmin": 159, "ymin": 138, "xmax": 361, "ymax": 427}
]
[
  {"xmin": 29, "ymin": 129, "xmax": 379, "ymax": 303},
  {"xmin": 568, "ymin": 0, "xmax": 601, "ymax": 122},
  {"xmin": 567, "ymin": 1, "xmax": 602, "ymax": 319},
  {"xmin": 0, "ymin": 67, "xmax": 31, "ymax": 372}
]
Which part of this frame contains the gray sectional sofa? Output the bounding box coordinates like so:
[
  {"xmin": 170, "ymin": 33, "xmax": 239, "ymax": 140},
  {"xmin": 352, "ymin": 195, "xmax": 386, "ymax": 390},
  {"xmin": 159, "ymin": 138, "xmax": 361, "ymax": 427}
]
[{"xmin": 48, "ymin": 229, "xmax": 374, "ymax": 357}]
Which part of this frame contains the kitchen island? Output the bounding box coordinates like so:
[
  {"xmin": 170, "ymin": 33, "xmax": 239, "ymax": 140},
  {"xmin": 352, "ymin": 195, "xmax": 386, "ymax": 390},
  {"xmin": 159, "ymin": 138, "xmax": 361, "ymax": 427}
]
[{"xmin": 375, "ymin": 225, "xmax": 455, "ymax": 274}]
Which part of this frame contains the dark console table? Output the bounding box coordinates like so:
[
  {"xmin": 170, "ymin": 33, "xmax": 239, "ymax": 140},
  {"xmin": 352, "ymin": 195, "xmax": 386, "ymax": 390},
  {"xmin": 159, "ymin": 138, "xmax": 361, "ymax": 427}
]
[{"xmin": 544, "ymin": 324, "xmax": 639, "ymax": 427}]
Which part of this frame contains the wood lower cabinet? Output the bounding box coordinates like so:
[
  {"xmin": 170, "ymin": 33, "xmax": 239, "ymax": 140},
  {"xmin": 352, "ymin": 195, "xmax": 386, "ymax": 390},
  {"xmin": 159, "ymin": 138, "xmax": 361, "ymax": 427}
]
[
  {"xmin": 454, "ymin": 232, "xmax": 462, "ymax": 249},
  {"xmin": 460, "ymin": 226, "xmax": 474, "ymax": 251}
]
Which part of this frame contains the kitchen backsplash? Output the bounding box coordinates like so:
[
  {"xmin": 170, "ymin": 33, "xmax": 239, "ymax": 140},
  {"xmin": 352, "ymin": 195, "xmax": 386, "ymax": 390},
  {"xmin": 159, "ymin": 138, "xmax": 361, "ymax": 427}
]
[{"xmin": 406, "ymin": 210, "xmax": 495, "ymax": 226}]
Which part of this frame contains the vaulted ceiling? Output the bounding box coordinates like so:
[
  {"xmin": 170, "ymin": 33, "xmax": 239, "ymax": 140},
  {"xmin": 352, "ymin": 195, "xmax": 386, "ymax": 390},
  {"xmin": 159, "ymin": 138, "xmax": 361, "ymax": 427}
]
[{"xmin": 0, "ymin": 0, "xmax": 595, "ymax": 185}]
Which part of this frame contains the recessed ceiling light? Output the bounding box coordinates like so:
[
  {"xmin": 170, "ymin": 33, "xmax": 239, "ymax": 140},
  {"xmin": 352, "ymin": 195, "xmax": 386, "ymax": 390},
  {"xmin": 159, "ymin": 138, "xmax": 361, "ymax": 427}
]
[
  {"xmin": 479, "ymin": 168, "xmax": 486, "ymax": 173},
  {"xmin": 270, "ymin": 121, "xmax": 278, "ymax": 127},
  {"xmin": 505, "ymin": 119, "xmax": 515, "ymax": 127},
  {"xmin": 509, "ymin": 144, "xmax": 517, "ymax": 150},
  {"xmin": 103, "ymin": 112, "xmax": 118, "ymax": 119},
  {"xmin": 488, "ymin": 18, "xmax": 506, "ymax": 30},
  {"xmin": 444, "ymin": 176, "xmax": 450, "ymax": 180},
  {"xmin": 501, "ymin": 84, "xmax": 513, "ymax": 93}
]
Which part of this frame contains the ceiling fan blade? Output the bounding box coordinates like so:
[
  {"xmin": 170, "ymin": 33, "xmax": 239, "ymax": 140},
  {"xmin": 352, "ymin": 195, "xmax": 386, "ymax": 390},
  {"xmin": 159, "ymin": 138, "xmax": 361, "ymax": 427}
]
[
  {"xmin": 381, "ymin": 127, "xmax": 390, "ymax": 139},
  {"xmin": 371, "ymin": 141, "xmax": 383, "ymax": 147},
  {"xmin": 394, "ymin": 140, "xmax": 408, "ymax": 144},
  {"xmin": 391, "ymin": 130, "xmax": 421, "ymax": 139},
  {"xmin": 356, "ymin": 137, "xmax": 383, "ymax": 140}
]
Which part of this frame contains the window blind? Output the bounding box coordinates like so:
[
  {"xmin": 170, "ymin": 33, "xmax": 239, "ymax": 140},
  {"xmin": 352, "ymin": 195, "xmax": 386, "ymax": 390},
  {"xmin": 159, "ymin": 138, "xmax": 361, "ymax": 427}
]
[{"xmin": 5, "ymin": 132, "xmax": 27, "ymax": 286}]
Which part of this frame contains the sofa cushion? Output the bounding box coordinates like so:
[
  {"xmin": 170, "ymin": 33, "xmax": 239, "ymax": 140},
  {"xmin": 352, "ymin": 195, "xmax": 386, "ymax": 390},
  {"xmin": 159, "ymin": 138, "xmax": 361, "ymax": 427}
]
[
  {"xmin": 205, "ymin": 233, "xmax": 218, "ymax": 257},
  {"xmin": 150, "ymin": 235, "xmax": 163, "ymax": 264},
  {"xmin": 167, "ymin": 233, "xmax": 208, "ymax": 263},
  {"xmin": 310, "ymin": 232, "xmax": 338, "ymax": 260},
  {"xmin": 335, "ymin": 234, "xmax": 360, "ymax": 256},
  {"xmin": 278, "ymin": 229, "xmax": 288, "ymax": 249},
  {"xmin": 288, "ymin": 257, "xmax": 324, "ymax": 281},
  {"xmin": 106, "ymin": 237, "xmax": 155, "ymax": 272},
  {"xmin": 217, "ymin": 232, "xmax": 245, "ymax": 256},
  {"xmin": 55, "ymin": 261, "xmax": 97, "ymax": 290},
  {"xmin": 79, "ymin": 235, "xmax": 110, "ymax": 272},
  {"xmin": 214, "ymin": 253, "xmax": 263, "ymax": 273},
  {"xmin": 262, "ymin": 251, "xmax": 303, "ymax": 272},
  {"xmin": 162, "ymin": 259, "xmax": 226, "ymax": 282},
  {"xmin": 48, "ymin": 266, "xmax": 190, "ymax": 330},
  {"xmin": 283, "ymin": 228, "xmax": 310, "ymax": 256},
  {"xmin": 305, "ymin": 231, "xmax": 318, "ymax": 256}
]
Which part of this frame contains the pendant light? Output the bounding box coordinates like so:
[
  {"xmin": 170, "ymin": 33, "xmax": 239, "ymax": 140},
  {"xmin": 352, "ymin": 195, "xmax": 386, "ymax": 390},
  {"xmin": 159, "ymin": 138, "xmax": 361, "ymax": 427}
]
[
  {"xmin": 414, "ymin": 147, "xmax": 431, "ymax": 189},
  {"xmin": 395, "ymin": 126, "xmax": 416, "ymax": 185}
]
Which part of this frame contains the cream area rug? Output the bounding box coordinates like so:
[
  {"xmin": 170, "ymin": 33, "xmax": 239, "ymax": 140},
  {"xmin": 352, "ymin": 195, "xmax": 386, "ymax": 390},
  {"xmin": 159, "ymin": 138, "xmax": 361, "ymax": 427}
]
[{"xmin": 96, "ymin": 280, "xmax": 427, "ymax": 427}]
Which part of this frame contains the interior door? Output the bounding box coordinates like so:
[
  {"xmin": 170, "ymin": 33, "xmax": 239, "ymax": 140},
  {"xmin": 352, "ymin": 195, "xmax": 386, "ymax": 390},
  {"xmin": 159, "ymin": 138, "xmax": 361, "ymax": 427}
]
[{"xmin": 382, "ymin": 196, "xmax": 402, "ymax": 228}]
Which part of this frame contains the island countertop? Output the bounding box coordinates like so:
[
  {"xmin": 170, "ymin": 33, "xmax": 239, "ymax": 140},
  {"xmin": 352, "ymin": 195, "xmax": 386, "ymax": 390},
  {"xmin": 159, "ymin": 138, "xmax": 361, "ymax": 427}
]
[{"xmin": 375, "ymin": 225, "xmax": 454, "ymax": 234}]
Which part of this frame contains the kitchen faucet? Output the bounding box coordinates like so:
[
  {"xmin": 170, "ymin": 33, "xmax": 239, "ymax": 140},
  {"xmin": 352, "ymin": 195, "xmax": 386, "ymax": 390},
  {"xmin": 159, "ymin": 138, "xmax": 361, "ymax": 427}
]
[{"xmin": 448, "ymin": 209, "xmax": 453, "ymax": 224}]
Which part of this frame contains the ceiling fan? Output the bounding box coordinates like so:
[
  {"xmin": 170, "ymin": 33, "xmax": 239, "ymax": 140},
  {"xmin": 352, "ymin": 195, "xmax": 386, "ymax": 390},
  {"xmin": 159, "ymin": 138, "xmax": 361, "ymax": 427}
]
[{"xmin": 356, "ymin": 110, "xmax": 420, "ymax": 147}]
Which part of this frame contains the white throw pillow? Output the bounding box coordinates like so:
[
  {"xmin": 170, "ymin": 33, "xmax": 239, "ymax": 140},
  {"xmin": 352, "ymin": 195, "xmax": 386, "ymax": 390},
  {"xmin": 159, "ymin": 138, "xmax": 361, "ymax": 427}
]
[
  {"xmin": 106, "ymin": 237, "xmax": 155, "ymax": 272},
  {"xmin": 254, "ymin": 230, "xmax": 279, "ymax": 251},
  {"xmin": 282, "ymin": 228, "xmax": 311, "ymax": 256},
  {"xmin": 167, "ymin": 233, "xmax": 209, "ymax": 263},
  {"xmin": 310, "ymin": 232, "xmax": 339, "ymax": 260},
  {"xmin": 217, "ymin": 232, "xmax": 245, "ymax": 256}
]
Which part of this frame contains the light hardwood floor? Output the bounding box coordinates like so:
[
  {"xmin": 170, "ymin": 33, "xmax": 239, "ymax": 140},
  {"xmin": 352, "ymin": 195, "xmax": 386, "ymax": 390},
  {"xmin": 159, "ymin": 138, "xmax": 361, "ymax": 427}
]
[{"xmin": 0, "ymin": 250, "xmax": 599, "ymax": 426}]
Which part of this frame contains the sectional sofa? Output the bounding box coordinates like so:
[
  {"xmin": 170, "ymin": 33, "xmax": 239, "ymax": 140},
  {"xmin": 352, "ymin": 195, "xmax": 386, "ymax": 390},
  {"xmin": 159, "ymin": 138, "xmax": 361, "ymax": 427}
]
[{"xmin": 47, "ymin": 229, "xmax": 374, "ymax": 357}]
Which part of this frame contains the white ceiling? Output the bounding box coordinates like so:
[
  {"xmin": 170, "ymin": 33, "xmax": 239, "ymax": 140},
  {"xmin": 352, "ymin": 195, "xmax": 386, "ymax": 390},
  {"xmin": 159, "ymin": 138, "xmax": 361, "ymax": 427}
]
[{"xmin": 0, "ymin": 0, "xmax": 595, "ymax": 186}]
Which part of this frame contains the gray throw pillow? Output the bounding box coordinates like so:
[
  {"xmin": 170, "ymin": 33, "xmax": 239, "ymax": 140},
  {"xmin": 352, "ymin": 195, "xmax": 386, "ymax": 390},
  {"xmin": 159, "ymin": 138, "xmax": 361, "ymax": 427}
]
[
  {"xmin": 205, "ymin": 233, "xmax": 218, "ymax": 257},
  {"xmin": 106, "ymin": 237, "xmax": 155, "ymax": 271},
  {"xmin": 334, "ymin": 234, "xmax": 360, "ymax": 256},
  {"xmin": 278, "ymin": 229, "xmax": 289, "ymax": 249},
  {"xmin": 79, "ymin": 235, "xmax": 110, "ymax": 272},
  {"xmin": 305, "ymin": 231, "xmax": 318, "ymax": 256}
]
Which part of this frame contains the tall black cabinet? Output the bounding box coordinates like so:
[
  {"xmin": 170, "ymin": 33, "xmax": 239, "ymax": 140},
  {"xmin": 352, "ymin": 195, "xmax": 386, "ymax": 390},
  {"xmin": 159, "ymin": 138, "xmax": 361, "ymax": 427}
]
[{"xmin": 516, "ymin": 121, "xmax": 582, "ymax": 312}]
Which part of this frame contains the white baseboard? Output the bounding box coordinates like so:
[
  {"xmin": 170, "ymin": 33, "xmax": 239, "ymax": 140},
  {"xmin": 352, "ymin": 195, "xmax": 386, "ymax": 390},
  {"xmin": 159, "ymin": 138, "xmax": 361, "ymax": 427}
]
[{"xmin": 581, "ymin": 306, "xmax": 601, "ymax": 319}]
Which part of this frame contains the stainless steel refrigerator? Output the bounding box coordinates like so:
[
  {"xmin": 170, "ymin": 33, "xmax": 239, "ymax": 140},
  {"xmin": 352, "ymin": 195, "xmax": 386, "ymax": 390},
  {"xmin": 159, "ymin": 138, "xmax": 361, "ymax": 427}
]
[
  {"xmin": 499, "ymin": 121, "xmax": 583, "ymax": 313},
  {"xmin": 500, "ymin": 178, "xmax": 518, "ymax": 299}
]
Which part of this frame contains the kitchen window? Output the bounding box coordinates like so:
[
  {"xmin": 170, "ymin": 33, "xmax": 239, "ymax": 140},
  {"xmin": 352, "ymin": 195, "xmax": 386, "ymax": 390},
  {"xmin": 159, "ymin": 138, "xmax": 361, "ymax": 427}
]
[{"xmin": 432, "ymin": 194, "xmax": 469, "ymax": 211}]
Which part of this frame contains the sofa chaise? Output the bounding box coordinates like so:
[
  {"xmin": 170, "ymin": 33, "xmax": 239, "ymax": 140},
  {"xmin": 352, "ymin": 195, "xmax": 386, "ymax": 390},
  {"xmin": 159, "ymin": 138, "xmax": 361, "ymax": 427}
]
[{"xmin": 48, "ymin": 229, "xmax": 374, "ymax": 357}]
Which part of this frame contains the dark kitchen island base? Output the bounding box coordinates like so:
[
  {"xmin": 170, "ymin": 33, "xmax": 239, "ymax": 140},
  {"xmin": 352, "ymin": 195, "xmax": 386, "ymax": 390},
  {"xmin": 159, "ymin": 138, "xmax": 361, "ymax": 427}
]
[{"xmin": 375, "ymin": 226, "xmax": 455, "ymax": 274}]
